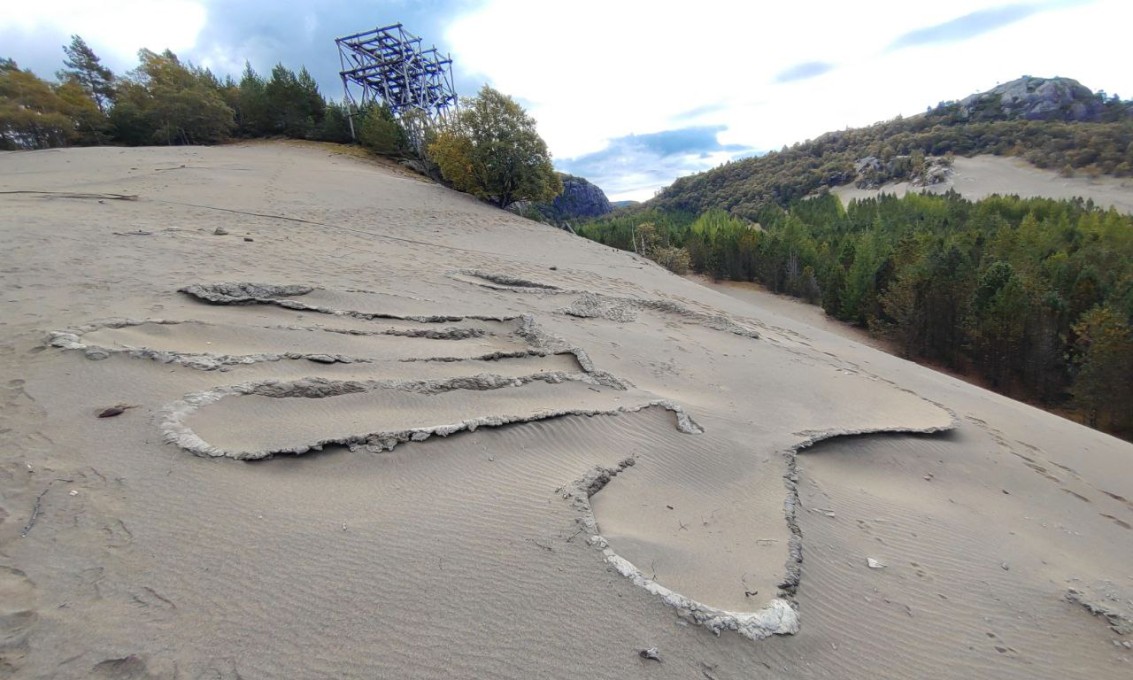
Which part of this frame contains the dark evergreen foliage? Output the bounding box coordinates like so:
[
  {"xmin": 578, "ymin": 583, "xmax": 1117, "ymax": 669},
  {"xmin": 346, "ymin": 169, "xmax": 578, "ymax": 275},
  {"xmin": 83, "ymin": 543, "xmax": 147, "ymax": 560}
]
[
  {"xmin": 581, "ymin": 192, "xmax": 1133, "ymax": 437},
  {"xmin": 356, "ymin": 103, "xmax": 410, "ymax": 155}
]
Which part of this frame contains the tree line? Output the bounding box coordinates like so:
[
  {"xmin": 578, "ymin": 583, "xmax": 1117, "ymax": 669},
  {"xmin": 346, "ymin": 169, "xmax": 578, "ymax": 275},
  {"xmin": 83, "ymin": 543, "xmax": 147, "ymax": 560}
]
[
  {"xmin": 0, "ymin": 35, "xmax": 451, "ymax": 157},
  {"xmin": 2, "ymin": 36, "xmax": 353, "ymax": 148},
  {"xmin": 1, "ymin": 36, "xmax": 560, "ymax": 210},
  {"xmin": 580, "ymin": 192, "xmax": 1133, "ymax": 438}
]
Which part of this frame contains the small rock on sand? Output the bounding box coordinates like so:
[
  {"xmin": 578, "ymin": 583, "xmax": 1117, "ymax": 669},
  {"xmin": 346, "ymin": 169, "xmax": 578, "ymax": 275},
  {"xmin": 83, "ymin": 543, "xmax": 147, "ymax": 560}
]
[
  {"xmin": 867, "ymin": 558, "xmax": 886, "ymax": 570},
  {"xmin": 638, "ymin": 647, "xmax": 662, "ymax": 662}
]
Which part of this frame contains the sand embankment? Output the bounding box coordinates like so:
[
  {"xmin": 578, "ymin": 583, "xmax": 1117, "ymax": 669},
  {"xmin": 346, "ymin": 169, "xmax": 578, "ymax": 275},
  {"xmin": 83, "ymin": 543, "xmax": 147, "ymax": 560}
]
[
  {"xmin": 835, "ymin": 154, "xmax": 1133, "ymax": 214},
  {"xmin": 0, "ymin": 142, "xmax": 1129, "ymax": 679}
]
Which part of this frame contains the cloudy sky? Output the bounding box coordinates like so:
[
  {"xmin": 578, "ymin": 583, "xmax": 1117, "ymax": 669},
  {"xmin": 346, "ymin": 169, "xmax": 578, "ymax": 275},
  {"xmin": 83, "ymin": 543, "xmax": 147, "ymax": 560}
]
[{"xmin": 4, "ymin": 0, "xmax": 1130, "ymax": 200}]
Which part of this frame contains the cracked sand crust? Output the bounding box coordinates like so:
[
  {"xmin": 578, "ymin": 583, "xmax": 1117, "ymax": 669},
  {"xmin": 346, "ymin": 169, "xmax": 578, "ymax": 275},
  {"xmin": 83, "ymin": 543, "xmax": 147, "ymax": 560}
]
[{"xmin": 47, "ymin": 280, "xmax": 955, "ymax": 641}]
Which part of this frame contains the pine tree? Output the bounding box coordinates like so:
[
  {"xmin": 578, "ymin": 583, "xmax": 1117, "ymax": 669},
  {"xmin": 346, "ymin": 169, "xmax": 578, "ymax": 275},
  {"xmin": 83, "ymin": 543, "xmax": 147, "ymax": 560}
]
[
  {"xmin": 236, "ymin": 63, "xmax": 271, "ymax": 136},
  {"xmin": 109, "ymin": 49, "xmax": 233, "ymax": 145},
  {"xmin": 1072, "ymin": 305, "xmax": 1133, "ymax": 429},
  {"xmin": 59, "ymin": 35, "xmax": 115, "ymax": 112},
  {"xmin": 264, "ymin": 64, "xmax": 325, "ymax": 138}
]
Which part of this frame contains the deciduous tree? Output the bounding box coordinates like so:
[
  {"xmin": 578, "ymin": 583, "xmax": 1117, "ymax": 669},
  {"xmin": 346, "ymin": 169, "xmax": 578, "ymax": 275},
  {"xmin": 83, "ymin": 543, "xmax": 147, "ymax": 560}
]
[
  {"xmin": 0, "ymin": 63, "xmax": 73, "ymax": 149},
  {"xmin": 428, "ymin": 86, "xmax": 561, "ymax": 208}
]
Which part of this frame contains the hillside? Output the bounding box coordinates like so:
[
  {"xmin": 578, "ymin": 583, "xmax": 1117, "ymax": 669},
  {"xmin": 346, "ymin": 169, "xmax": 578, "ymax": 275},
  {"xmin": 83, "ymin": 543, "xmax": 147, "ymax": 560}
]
[
  {"xmin": 647, "ymin": 76, "xmax": 1133, "ymax": 220},
  {"xmin": 578, "ymin": 78, "xmax": 1133, "ymax": 439},
  {"xmin": 834, "ymin": 154, "xmax": 1133, "ymax": 214},
  {"xmin": 1, "ymin": 142, "xmax": 1130, "ymax": 679}
]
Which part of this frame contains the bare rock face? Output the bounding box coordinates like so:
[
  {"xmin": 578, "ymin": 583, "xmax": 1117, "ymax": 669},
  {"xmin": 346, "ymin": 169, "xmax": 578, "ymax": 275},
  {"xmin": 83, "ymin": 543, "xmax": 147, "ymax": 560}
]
[
  {"xmin": 852, "ymin": 155, "xmax": 952, "ymax": 189},
  {"xmin": 551, "ymin": 174, "xmax": 613, "ymax": 219},
  {"xmin": 517, "ymin": 174, "xmax": 614, "ymax": 227},
  {"xmin": 958, "ymin": 76, "xmax": 1104, "ymax": 122}
]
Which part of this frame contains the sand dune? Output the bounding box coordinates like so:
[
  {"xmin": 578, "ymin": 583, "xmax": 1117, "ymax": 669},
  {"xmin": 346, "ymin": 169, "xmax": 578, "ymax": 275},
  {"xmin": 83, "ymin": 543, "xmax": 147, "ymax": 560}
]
[
  {"xmin": 835, "ymin": 154, "xmax": 1133, "ymax": 214},
  {"xmin": 1, "ymin": 142, "xmax": 1129, "ymax": 678}
]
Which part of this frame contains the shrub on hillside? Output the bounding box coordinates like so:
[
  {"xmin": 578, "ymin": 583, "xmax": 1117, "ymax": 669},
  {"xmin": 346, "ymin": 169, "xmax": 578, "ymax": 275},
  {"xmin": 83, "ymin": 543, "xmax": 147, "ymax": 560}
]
[
  {"xmin": 358, "ymin": 104, "xmax": 409, "ymax": 156},
  {"xmin": 651, "ymin": 246, "xmax": 692, "ymax": 275}
]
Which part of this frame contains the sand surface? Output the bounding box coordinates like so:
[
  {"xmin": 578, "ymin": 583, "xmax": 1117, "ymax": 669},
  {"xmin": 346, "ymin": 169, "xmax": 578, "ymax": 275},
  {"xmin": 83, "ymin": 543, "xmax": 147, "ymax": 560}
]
[
  {"xmin": 835, "ymin": 154, "xmax": 1133, "ymax": 214},
  {"xmin": 1, "ymin": 142, "xmax": 1130, "ymax": 678}
]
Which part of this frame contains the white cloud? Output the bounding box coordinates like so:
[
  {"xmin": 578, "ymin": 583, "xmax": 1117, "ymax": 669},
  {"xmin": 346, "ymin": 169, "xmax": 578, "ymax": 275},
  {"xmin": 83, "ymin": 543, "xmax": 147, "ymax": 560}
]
[
  {"xmin": 447, "ymin": 2, "xmax": 1006, "ymax": 154},
  {"xmin": 7, "ymin": 1, "xmax": 208, "ymax": 69},
  {"xmin": 445, "ymin": 0, "xmax": 1130, "ymax": 199},
  {"xmin": 6, "ymin": 0, "xmax": 1129, "ymax": 202}
]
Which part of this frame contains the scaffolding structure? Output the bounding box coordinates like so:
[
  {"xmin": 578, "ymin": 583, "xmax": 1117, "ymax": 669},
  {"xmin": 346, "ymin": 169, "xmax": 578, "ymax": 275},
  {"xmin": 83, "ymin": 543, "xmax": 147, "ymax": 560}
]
[{"xmin": 335, "ymin": 24, "xmax": 458, "ymax": 153}]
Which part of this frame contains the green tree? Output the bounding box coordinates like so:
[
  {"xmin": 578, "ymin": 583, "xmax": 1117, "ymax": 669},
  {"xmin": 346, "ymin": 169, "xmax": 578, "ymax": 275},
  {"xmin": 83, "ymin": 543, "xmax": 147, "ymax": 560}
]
[
  {"xmin": 428, "ymin": 85, "xmax": 562, "ymax": 208},
  {"xmin": 110, "ymin": 49, "xmax": 234, "ymax": 145},
  {"xmin": 55, "ymin": 78, "xmax": 108, "ymax": 144},
  {"xmin": 106, "ymin": 84, "xmax": 152, "ymax": 146},
  {"xmin": 315, "ymin": 100, "xmax": 355, "ymax": 143},
  {"xmin": 967, "ymin": 261, "xmax": 1031, "ymax": 386},
  {"xmin": 0, "ymin": 63, "xmax": 73, "ymax": 149},
  {"xmin": 878, "ymin": 235, "xmax": 928, "ymax": 357},
  {"xmin": 1071, "ymin": 305, "xmax": 1133, "ymax": 430},
  {"xmin": 58, "ymin": 35, "xmax": 115, "ymax": 112},
  {"xmin": 234, "ymin": 63, "xmax": 272, "ymax": 136},
  {"xmin": 841, "ymin": 228, "xmax": 888, "ymax": 324},
  {"xmin": 578, "ymin": 183, "xmax": 1133, "ymax": 438},
  {"xmin": 357, "ymin": 103, "xmax": 408, "ymax": 155},
  {"xmin": 262, "ymin": 64, "xmax": 324, "ymax": 138}
]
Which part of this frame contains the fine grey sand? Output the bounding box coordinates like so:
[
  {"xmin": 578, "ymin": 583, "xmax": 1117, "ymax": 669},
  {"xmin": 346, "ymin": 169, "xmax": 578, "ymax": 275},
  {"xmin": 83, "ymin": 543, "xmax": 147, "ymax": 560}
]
[
  {"xmin": 835, "ymin": 154, "xmax": 1133, "ymax": 214},
  {"xmin": 1, "ymin": 142, "xmax": 1130, "ymax": 679}
]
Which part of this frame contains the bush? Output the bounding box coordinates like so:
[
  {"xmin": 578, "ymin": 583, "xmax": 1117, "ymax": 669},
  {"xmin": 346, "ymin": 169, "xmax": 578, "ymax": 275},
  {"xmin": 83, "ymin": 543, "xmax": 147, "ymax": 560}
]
[
  {"xmin": 651, "ymin": 246, "xmax": 691, "ymax": 275},
  {"xmin": 358, "ymin": 104, "xmax": 409, "ymax": 156}
]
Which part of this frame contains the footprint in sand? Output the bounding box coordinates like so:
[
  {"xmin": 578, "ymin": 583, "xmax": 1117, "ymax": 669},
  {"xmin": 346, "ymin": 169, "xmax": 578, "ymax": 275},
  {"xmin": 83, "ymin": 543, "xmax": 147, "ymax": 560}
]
[{"xmin": 0, "ymin": 566, "xmax": 37, "ymax": 673}]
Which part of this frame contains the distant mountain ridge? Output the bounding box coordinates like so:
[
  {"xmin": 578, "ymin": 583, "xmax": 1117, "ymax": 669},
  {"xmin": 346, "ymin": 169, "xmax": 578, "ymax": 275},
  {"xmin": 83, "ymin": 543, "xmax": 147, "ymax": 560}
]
[{"xmin": 645, "ymin": 76, "xmax": 1133, "ymax": 220}]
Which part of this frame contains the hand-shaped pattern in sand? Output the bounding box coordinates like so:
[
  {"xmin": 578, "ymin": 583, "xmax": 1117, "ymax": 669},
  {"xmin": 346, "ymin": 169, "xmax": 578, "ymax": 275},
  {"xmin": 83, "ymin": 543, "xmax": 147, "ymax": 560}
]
[{"xmin": 49, "ymin": 279, "xmax": 953, "ymax": 640}]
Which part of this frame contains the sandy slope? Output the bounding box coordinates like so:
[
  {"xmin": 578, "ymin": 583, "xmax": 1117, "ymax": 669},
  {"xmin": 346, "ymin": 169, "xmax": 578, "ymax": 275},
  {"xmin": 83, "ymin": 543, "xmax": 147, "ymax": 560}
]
[
  {"xmin": 834, "ymin": 154, "xmax": 1133, "ymax": 214},
  {"xmin": 0, "ymin": 142, "xmax": 1129, "ymax": 679}
]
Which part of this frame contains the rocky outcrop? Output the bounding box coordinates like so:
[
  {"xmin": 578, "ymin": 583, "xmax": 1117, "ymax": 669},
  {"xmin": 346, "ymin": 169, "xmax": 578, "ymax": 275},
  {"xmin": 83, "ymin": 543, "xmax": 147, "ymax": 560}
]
[
  {"xmin": 551, "ymin": 174, "xmax": 613, "ymax": 219},
  {"xmin": 515, "ymin": 174, "xmax": 613, "ymax": 227},
  {"xmin": 958, "ymin": 76, "xmax": 1104, "ymax": 122},
  {"xmin": 853, "ymin": 155, "xmax": 953, "ymax": 189}
]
